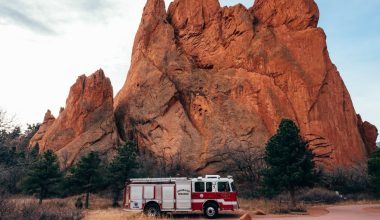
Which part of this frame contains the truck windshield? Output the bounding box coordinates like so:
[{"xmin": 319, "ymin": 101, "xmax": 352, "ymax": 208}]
[{"xmin": 230, "ymin": 182, "xmax": 236, "ymax": 192}]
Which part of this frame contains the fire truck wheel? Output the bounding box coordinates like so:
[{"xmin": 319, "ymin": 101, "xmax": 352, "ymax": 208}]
[
  {"xmin": 144, "ymin": 203, "xmax": 160, "ymax": 217},
  {"xmin": 203, "ymin": 203, "xmax": 219, "ymax": 219}
]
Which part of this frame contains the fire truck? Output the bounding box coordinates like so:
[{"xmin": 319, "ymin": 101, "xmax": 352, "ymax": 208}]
[{"xmin": 123, "ymin": 175, "xmax": 239, "ymax": 218}]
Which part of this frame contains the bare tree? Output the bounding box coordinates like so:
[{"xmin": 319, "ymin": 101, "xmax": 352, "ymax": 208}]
[
  {"xmin": 216, "ymin": 145, "xmax": 266, "ymax": 197},
  {"xmin": 138, "ymin": 148, "xmax": 196, "ymax": 178},
  {"xmin": 0, "ymin": 109, "xmax": 15, "ymax": 132}
]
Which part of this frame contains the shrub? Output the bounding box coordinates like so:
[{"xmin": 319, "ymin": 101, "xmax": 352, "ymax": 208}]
[
  {"xmin": 19, "ymin": 201, "xmax": 83, "ymax": 220},
  {"xmin": 368, "ymin": 149, "xmax": 380, "ymax": 196},
  {"xmin": 216, "ymin": 145, "xmax": 266, "ymax": 198},
  {"xmin": 325, "ymin": 163, "xmax": 369, "ymax": 194},
  {"xmin": 0, "ymin": 198, "xmax": 83, "ymax": 220},
  {"xmin": 298, "ymin": 187, "xmax": 341, "ymax": 204}
]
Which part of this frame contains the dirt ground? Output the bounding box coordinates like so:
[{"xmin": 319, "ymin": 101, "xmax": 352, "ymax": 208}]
[{"xmin": 84, "ymin": 204, "xmax": 380, "ymax": 220}]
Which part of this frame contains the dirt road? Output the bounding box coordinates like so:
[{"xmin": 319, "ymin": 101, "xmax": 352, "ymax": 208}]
[
  {"xmin": 170, "ymin": 204, "xmax": 380, "ymax": 220},
  {"xmin": 84, "ymin": 204, "xmax": 380, "ymax": 219}
]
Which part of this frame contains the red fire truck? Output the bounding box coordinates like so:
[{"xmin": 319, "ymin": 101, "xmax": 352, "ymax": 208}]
[{"xmin": 123, "ymin": 175, "xmax": 239, "ymax": 218}]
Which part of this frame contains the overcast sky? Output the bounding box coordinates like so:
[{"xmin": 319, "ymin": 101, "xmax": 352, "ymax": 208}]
[{"xmin": 0, "ymin": 0, "xmax": 379, "ymax": 140}]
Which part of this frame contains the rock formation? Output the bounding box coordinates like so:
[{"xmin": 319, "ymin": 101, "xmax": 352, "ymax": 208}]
[
  {"xmin": 30, "ymin": 69, "xmax": 120, "ymax": 168},
  {"xmin": 29, "ymin": 110, "xmax": 55, "ymax": 149},
  {"xmin": 114, "ymin": 0, "xmax": 377, "ymax": 172},
  {"xmin": 357, "ymin": 115, "xmax": 379, "ymax": 154},
  {"xmin": 31, "ymin": 0, "xmax": 377, "ymax": 172}
]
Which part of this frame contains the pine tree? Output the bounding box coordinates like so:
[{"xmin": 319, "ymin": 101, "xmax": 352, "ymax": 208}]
[
  {"xmin": 107, "ymin": 141, "xmax": 139, "ymax": 207},
  {"xmin": 65, "ymin": 151, "xmax": 103, "ymax": 208},
  {"xmin": 368, "ymin": 149, "xmax": 380, "ymax": 196},
  {"xmin": 262, "ymin": 119, "xmax": 316, "ymax": 208},
  {"xmin": 22, "ymin": 150, "xmax": 62, "ymax": 204}
]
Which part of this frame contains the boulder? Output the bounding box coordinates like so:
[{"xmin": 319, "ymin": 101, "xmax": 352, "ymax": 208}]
[
  {"xmin": 240, "ymin": 213, "xmax": 252, "ymax": 220},
  {"xmin": 254, "ymin": 209, "xmax": 266, "ymax": 215}
]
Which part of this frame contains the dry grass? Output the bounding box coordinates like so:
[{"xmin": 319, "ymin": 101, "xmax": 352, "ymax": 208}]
[
  {"xmin": 239, "ymin": 198, "xmax": 305, "ymax": 214},
  {"xmin": 84, "ymin": 209, "xmax": 185, "ymax": 220},
  {"xmin": 4, "ymin": 193, "xmax": 379, "ymax": 220},
  {"xmin": 1, "ymin": 196, "xmax": 83, "ymax": 220}
]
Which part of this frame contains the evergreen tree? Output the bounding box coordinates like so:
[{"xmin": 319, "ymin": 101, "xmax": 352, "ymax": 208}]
[
  {"xmin": 65, "ymin": 151, "xmax": 103, "ymax": 208},
  {"xmin": 22, "ymin": 150, "xmax": 62, "ymax": 204},
  {"xmin": 368, "ymin": 149, "xmax": 380, "ymax": 196},
  {"xmin": 107, "ymin": 142, "xmax": 139, "ymax": 206},
  {"xmin": 262, "ymin": 119, "xmax": 316, "ymax": 208}
]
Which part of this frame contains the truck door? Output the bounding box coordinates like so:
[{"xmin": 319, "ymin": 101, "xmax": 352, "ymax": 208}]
[
  {"xmin": 176, "ymin": 181, "xmax": 191, "ymax": 210},
  {"xmin": 130, "ymin": 185, "xmax": 143, "ymax": 209},
  {"xmin": 162, "ymin": 184, "xmax": 175, "ymax": 210},
  {"xmin": 217, "ymin": 181, "xmax": 231, "ymax": 200}
]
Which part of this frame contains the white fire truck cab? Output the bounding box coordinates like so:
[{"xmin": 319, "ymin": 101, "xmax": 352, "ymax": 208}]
[{"xmin": 123, "ymin": 175, "xmax": 238, "ymax": 218}]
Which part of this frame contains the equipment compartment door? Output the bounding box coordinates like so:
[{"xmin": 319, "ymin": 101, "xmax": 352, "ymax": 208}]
[
  {"xmin": 130, "ymin": 186, "xmax": 143, "ymax": 209},
  {"xmin": 162, "ymin": 185, "xmax": 175, "ymax": 210},
  {"xmin": 176, "ymin": 181, "xmax": 191, "ymax": 209}
]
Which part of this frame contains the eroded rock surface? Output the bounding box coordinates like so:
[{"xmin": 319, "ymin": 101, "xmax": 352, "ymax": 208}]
[
  {"xmin": 29, "ymin": 110, "xmax": 55, "ymax": 149},
  {"xmin": 358, "ymin": 115, "xmax": 379, "ymax": 154},
  {"xmin": 114, "ymin": 0, "xmax": 377, "ymax": 172},
  {"xmin": 30, "ymin": 69, "xmax": 119, "ymax": 168}
]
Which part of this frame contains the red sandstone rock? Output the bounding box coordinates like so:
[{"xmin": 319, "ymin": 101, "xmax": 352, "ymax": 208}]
[
  {"xmin": 114, "ymin": 0, "xmax": 377, "ymax": 172},
  {"xmin": 357, "ymin": 115, "xmax": 379, "ymax": 154},
  {"xmin": 29, "ymin": 110, "xmax": 55, "ymax": 149},
  {"xmin": 30, "ymin": 69, "xmax": 119, "ymax": 167},
  {"xmin": 240, "ymin": 213, "xmax": 252, "ymax": 220},
  {"xmin": 251, "ymin": 0, "xmax": 319, "ymax": 31},
  {"xmin": 31, "ymin": 0, "xmax": 377, "ymax": 172}
]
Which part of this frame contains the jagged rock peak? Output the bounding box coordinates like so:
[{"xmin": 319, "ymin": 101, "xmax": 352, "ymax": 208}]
[
  {"xmin": 43, "ymin": 109, "xmax": 55, "ymax": 123},
  {"xmin": 66, "ymin": 69, "xmax": 113, "ymax": 118},
  {"xmin": 357, "ymin": 114, "xmax": 379, "ymax": 155},
  {"xmin": 29, "ymin": 109, "xmax": 56, "ymax": 150},
  {"xmin": 251, "ymin": 0, "xmax": 319, "ymax": 30},
  {"xmin": 143, "ymin": 0, "xmax": 166, "ymax": 17},
  {"xmin": 168, "ymin": 0, "xmax": 221, "ymax": 34},
  {"xmin": 30, "ymin": 69, "xmax": 119, "ymax": 168}
]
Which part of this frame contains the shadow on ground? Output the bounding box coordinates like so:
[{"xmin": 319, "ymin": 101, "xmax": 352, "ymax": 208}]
[{"xmin": 168, "ymin": 212, "xmax": 241, "ymax": 219}]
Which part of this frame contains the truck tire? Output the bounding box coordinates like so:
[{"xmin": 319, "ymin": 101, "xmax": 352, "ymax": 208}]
[
  {"xmin": 144, "ymin": 203, "xmax": 160, "ymax": 217},
  {"xmin": 204, "ymin": 203, "xmax": 218, "ymax": 219}
]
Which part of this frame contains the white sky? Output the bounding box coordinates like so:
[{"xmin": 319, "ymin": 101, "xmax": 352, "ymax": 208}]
[
  {"xmin": 0, "ymin": 0, "xmax": 152, "ymax": 125},
  {"xmin": 0, "ymin": 0, "xmax": 378, "ymax": 141}
]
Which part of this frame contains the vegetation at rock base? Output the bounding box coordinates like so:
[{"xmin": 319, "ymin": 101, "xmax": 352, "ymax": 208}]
[
  {"xmin": 107, "ymin": 141, "xmax": 139, "ymax": 207},
  {"xmin": 217, "ymin": 145, "xmax": 266, "ymax": 197},
  {"xmin": 368, "ymin": 149, "xmax": 380, "ymax": 196},
  {"xmin": 0, "ymin": 110, "xmax": 40, "ymax": 194},
  {"xmin": 0, "ymin": 108, "xmax": 379, "ymax": 218},
  {"xmin": 22, "ymin": 150, "xmax": 63, "ymax": 204},
  {"xmin": 323, "ymin": 163, "xmax": 370, "ymax": 195},
  {"xmin": 262, "ymin": 119, "xmax": 318, "ymax": 208},
  {"xmin": 65, "ymin": 151, "xmax": 104, "ymax": 209}
]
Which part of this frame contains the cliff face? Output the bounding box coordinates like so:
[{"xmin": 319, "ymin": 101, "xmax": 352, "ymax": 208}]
[
  {"xmin": 114, "ymin": 0, "xmax": 377, "ymax": 172},
  {"xmin": 31, "ymin": 0, "xmax": 377, "ymax": 172},
  {"xmin": 30, "ymin": 69, "xmax": 120, "ymax": 168}
]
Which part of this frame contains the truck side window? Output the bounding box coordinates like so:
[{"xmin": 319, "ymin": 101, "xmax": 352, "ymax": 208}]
[
  {"xmin": 206, "ymin": 182, "xmax": 212, "ymax": 192},
  {"xmin": 194, "ymin": 182, "xmax": 205, "ymax": 192},
  {"xmin": 218, "ymin": 182, "xmax": 230, "ymax": 192}
]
